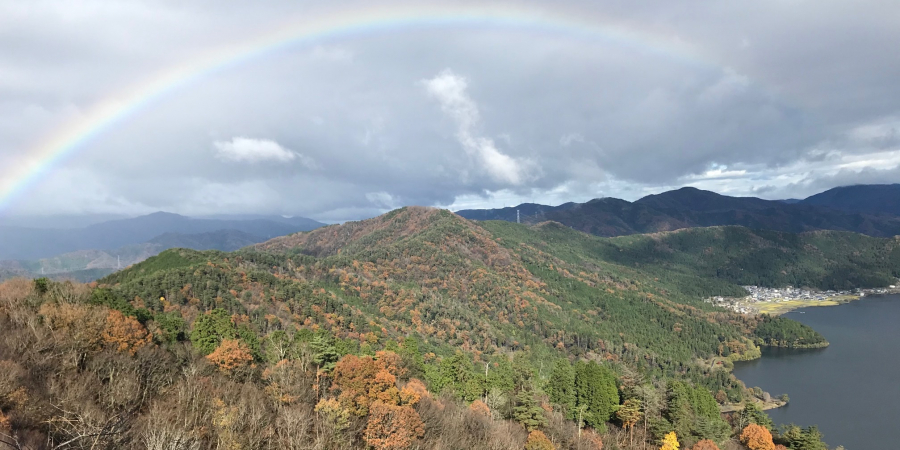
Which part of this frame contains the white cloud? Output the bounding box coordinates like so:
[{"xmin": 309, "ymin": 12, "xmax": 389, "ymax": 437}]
[
  {"xmin": 213, "ymin": 137, "xmax": 301, "ymax": 164},
  {"xmin": 422, "ymin": 69, "xmax": 533, "ymax": 185}
]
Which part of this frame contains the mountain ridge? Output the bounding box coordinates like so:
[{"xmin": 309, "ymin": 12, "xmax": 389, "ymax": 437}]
[{"xmin": 457, "ymin": 185, "xmax": 900, "ymax": 238}]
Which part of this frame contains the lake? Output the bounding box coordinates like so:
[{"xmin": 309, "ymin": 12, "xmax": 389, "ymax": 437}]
[{"xmin": 733, "ymin": 294, "xmax": 900, "ymax": 450}]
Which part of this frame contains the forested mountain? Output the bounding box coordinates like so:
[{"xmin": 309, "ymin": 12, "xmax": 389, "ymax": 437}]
[
  {"xmin": 0, "ymin": 212, "xmax": 325, "ymax": 260},
  {"xmin": 1, "ymin": 207, "xmax": 869, "ymax": 449},
  {"xmin": 799, "ymin": 184, "xmax": 900, "ymax": 216},
  {"xmin": 457, "ymin": 186, "xmax": 900, "ymax": 238}
]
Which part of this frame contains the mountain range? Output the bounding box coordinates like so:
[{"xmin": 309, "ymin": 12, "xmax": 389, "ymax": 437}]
[
  {"xmin": 457, "ymin": 184, "xmax": 900, "ymax": 238},
  {"xmin": 0, "ymin": 212, "xmax": 325, "ymax": 281}
]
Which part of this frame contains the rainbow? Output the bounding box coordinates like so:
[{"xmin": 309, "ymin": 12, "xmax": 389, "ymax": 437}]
[{"xmin": 0, "ymin": 3, "xmax": 711, "ymax": 212}]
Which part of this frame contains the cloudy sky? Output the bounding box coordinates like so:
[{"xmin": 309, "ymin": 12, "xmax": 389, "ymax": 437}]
[{"xmin": 1, "ymin": 0, "xmax": 899, "ymax": 222}]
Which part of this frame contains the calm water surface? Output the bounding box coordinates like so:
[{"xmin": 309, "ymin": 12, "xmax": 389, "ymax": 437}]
[{"xmin": 733, "ymin": 294, "xmax": 900, "ymax": 450}]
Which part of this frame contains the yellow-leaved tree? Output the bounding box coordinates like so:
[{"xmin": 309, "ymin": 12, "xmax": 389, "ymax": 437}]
[{"xmin": 659, "ymin": 431, "xmax": 679, "ymax": 450}]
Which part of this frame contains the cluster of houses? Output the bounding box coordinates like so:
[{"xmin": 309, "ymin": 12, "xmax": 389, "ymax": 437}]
[
  {"xmin": 705, "ymin": 284, "xmax": 900, "ymax": 314},
  {"xmin": 742, "ymin": 285, "xmax": 851, "ymax": 302}
]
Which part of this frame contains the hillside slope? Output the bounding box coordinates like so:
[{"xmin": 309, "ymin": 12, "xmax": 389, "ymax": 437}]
[
  {"xmin": 107, "ymin": 207, "xmax": 759, "ymax": 373},
  {"xmin": 99, "ymin": 207, "xmax": 894, "ymax": 386}
]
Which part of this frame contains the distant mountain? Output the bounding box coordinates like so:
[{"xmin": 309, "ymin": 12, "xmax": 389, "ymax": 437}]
[
  {"xmin": 0, "ymin": 213, "xmax": 129, "ymax": 229},
  {"xmin": 146, "ymin": 229, "xmax": 262, "ymax": 251},
  {"xmin": 454, "ymin": 202, "xmax": 573, "ymax": 222},
  {"xmin": 0, "ymin": 212, "xmax": 325, "ymax": 260},
  {"xmin": 457, "ymin": 186, "xmax": 900, "ymax": 238},
  {"xmin": 799, "ymin": 184, "xmax": 900, "ymax": 216},
  {"xmin": 636, "ymin": 187, "xmax": 774, "ymax": 212},
  {"xmin": 196, "ymin": 214, "xmax": 327, "ymax": 229},
  {"xmin": 0, "ymin": 229, "xmax": 275, "ymax": 282}
]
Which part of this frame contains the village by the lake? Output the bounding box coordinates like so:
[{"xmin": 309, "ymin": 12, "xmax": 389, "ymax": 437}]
[{"xmin": 707, "ymin": 284, "xmax": 900, "ymax": 315}]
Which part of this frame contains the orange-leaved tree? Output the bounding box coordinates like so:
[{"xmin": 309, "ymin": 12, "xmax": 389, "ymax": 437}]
[
  {"xmin": 206, "ymin": 339, "xmax": 254, "ymax": 372},
  {"xmin": 364, "ymin": 401, "xmax": 425, "ymax": 450},
  {"xmin": 690, "ymin": 439, "xmax": 720, "ymax": 450},
  {"xmin": 102, "ymin": 309, "xmax": 152, "ymax": 355},
  {"xmin": 399, "ymin": 378, "xmax": 429, "ymax": 406},
  {"xmin": 659, "ymin": 431, "xmax": 679, "ymax": 450},
  {"xmin": 330, "ymin": 351, "xmax": 425, "ymax": 450},
  {"xmin": 331, "ymin": 351, "xmax": 403, "ymax": 416},
  {"xmin": 740, "ymin": 424, "xmax": 775, "ymax": 450},
  {"xmin": 524, "ymin": 430, "xmax": 556, "ymax": 450},
  {"xmin": 469, "ymin": 399, "xmax": 491, "ymax": 417}
]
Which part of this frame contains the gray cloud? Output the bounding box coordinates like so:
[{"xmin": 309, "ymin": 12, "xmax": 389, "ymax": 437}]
[{"xmin": 0, "ymin": 0, "xmax": 899, "ymax": 221}]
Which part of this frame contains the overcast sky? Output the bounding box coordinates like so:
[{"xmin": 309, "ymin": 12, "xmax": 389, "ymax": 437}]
[{"xmin": 1, "ymin": 0, "xmax": 899, "ymax": 222}]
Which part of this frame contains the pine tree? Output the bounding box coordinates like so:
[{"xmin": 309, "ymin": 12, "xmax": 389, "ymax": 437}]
[
  {"xmin": 513, "ymin": 388, "xmax": 547, "ymax": 431},
  {"xmin": 311, "ymin": 335, "xmax": 340, "ymax": 372}
]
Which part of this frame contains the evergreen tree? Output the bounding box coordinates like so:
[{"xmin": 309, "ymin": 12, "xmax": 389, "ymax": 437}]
[
  {"xmin": 574, "ymin": 361, "xmax": 619, "ymax": 431},
  {"xmin": 513, "ymin": 387, "xmax": 547, "ymax": 431},
  {"xmin": 190, "ymin": 308, "xmax": 236, "ymax": 355},
  {"xmin": 310, "ymin": 335, "xmax": 340, "ymax": 372},
  {"xmin": 547, "ymin": 359, "xmax": 576, "ymax": 416}
]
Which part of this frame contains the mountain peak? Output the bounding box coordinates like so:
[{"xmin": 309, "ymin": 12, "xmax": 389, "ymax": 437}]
[
  {"xmin": 636, "ymin": 187, "xmax": 772, "ymax": 212},
  {"xmin": 255, "ymin": 206, "xmax": 465, "ymax": 257}
]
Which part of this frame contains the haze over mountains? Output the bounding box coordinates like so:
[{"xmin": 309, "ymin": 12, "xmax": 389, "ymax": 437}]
[
  {"xmin": 0, "ymin": 212, "xmax": 325, "ymax": 280},
  {"xmin": 457, "ymin": 184, "xmax": 900, "ymax": 238}
]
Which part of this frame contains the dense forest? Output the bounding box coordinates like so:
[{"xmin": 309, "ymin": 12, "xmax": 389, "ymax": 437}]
[{"xmin": 0, "ymin": 207, "xmax": 876, "ymax": 449}]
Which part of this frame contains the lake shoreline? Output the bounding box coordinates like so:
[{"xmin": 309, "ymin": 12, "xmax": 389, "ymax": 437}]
[{"xmin": 731, "ymin": 294, "xmax": 900, "ymax": 449}]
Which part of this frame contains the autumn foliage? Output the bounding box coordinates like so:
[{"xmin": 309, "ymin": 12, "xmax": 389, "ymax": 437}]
[
  {"xmin": 206, "ymin": 339, "xmax": 254, "ymax": 372},
  {"xmin": 689, "ymin": 440, "xmax": 719, "ymax": 450},
  {"xmin": 331, "ymin": 351, "xmax": 404, "ymax": 416},
  {"xmin": 102, "ymin": 309, "xmax": 152, "ymax": 355},
  {"xmin": 328, "ymin": 351, "xmax": 425, "ymax": 450},
  {"xmin": 524, "ymin": 430, "xmax": 556, "ymax": 450},
  {"xmin": 740, "ymin": 424, "xmax": 775, "ymax": 450},
  {"xmin": 399, "ymin": 378, "xmax": 429, "ymax": 406},
  {"xmin": 364, "ymin": 401, "xmax": 425, "ymax": 450},
  {"xmin": 659, "ymin": 431, "xmax": 679, "ymax": 450},
  {"xmin": 469, "ymin": 399, "xmax": 491, "ymax": 417}
]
